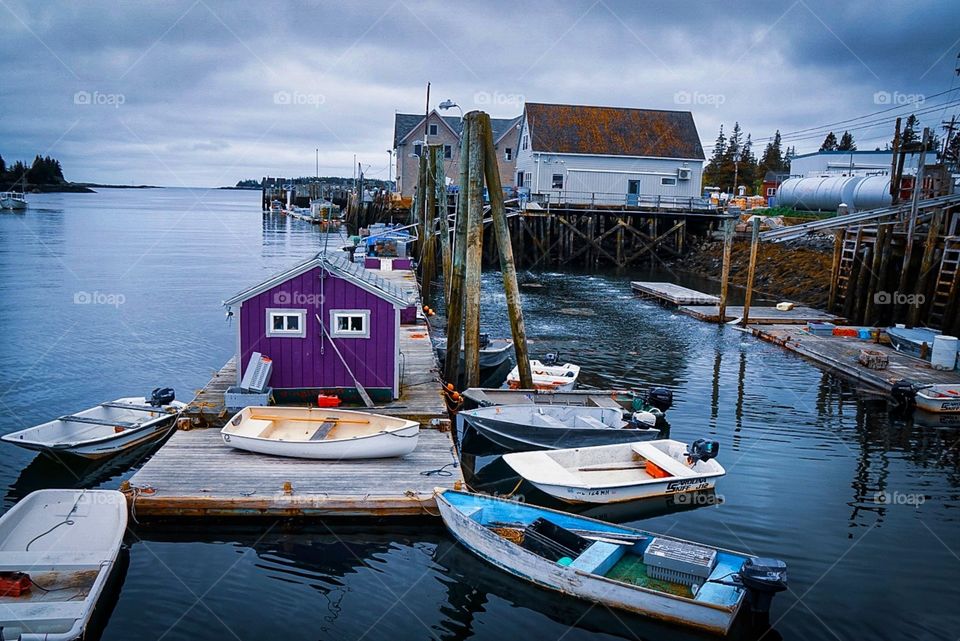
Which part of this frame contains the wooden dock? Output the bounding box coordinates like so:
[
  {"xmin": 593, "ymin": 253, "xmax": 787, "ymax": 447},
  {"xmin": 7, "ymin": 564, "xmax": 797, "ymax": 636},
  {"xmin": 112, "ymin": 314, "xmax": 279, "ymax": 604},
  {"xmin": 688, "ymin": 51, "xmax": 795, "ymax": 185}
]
[
  {"xmin": 126, "ymin": 427, "xmax": 459, "ymax": 518},
  {"xmin": 679, "ymin": 305, "xmax": 845, "ymax": 324},
  {"xmin": 631, "ymin": 281, "xmax": 719, "ymax": 306},
  {"xmin": 129, "ymin": 259, "xmax": 453, "ymax": 519},
  {"xmin": 751, "ymin": 325, "xmax": 960, "ymax": 392}
]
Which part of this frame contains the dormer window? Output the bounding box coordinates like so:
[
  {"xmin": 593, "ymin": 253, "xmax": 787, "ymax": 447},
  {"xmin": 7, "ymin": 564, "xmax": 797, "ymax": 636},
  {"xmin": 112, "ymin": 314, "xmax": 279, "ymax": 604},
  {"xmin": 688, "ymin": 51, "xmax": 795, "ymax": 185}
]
[{"xmin": 428, "ymin": 123, "xmax": 438, "ymax": 136}]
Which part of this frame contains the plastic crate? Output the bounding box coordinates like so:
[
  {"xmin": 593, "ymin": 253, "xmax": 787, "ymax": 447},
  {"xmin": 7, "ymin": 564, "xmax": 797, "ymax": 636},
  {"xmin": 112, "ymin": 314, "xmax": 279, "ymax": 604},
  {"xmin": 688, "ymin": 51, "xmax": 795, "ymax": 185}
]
[
  {"xmin": 643, "ymin": 537, "xmax": 717, "ymax": 586},
  {"xmin": 224, "ymin": 386, "xmax": 273, "ymax": 410}
]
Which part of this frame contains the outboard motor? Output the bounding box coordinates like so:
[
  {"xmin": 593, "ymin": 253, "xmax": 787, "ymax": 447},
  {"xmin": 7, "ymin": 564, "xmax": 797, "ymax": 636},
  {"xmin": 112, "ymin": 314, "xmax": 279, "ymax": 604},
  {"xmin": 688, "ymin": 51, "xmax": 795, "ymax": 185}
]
[
  {"xmin": 890, "ymin": 379, "xmax": 918, "ymax": 412},
  {"xmin": 629, "ymin": 411, "xmax": 658, "ymax": 429},
  {"xmin": 646, "ymin": 387, "xmax": 674, "ymax": 413},
  {"xmin": 687, "ymin": 439, "xmax": 720, "ymax": 464},
  {"xmin": 541, "ymin": 352, "xmax": 559, "ymax": 366},
  {"xmin": 148, "ymin": 387, "xmax": 176, "ymax": 407},
  {"xmin": 736, "ymin": 558, "xmax": 788, "ymax": 615},
  {"xmin": 479, "ymin": 333, "xmax": 491, "ymax": 349}
]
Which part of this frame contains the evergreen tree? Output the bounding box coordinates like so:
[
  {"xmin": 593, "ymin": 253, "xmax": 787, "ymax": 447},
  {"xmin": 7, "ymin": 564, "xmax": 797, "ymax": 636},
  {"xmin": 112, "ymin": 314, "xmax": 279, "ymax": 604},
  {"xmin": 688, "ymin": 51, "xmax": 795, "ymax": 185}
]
[
  {"xmin": 738, "ymin": 133, "xmax": 759, "ymax": 194},
  {"xmin": 0, "ymin": 154, "xmax": 5, "ymax": 175},
  {"xmin": 759, "ymin": 130, "xmax": 785, "ymax": 177},
  {"xmin": 819, "ymin": 131, "xmax": 839, "ymax": 151},
  {"xmin": 901, "ymin": 115, "xmax": 919, "ymax": 146},
  {"xmin": 703, "ymin": 125, "xmax": 727, "ymax": 187},
  {"xmin": 837, "ymin": 131, "xmax": 856, "ymax": 151}
]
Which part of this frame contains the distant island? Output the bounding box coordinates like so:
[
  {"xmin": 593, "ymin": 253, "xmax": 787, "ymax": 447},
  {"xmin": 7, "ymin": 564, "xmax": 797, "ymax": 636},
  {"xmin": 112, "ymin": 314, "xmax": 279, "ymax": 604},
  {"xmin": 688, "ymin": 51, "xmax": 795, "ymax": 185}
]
[
  {"xmin": 224, "ymin": 176, "xmax": 392, "ymax": 190},
  {"xmin": 0, "ymin": 152, "xmax": 162, "ymax": 193}
]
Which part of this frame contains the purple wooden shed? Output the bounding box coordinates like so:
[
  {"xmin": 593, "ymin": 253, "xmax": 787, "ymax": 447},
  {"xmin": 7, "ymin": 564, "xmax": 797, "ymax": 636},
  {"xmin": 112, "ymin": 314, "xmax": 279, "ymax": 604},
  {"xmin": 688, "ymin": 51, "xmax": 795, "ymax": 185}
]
[{"xmin": 223, "ymin": 253, "xmax": 415, "ymax": 401}]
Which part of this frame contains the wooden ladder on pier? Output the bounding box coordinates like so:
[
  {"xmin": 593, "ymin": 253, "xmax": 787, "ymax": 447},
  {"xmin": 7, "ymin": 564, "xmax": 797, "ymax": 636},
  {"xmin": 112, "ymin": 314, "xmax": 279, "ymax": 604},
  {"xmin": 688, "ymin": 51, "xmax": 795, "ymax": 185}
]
[
  {"xmin": 836, "ymin": 227, "xmax": 875, "ymax": 307},
  {"xmin": 928, "ymin": 236, "xmax": 960, "ymax": 329}
]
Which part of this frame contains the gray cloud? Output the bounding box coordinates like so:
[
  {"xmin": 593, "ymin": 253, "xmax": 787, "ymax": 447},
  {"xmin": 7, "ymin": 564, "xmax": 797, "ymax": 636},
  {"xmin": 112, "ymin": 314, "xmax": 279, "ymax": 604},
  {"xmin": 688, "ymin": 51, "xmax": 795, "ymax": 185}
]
[{"xmin": 1, "ymin": 0, "xmax": 957, "ymax": 186}]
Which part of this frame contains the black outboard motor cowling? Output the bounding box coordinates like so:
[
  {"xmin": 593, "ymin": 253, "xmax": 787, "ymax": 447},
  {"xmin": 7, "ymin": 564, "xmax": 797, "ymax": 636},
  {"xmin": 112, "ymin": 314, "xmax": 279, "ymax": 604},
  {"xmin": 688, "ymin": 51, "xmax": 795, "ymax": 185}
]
[
  {"xmin": 149, "ymin": 387, "xmax": 176, "ymax": 407},
  {"xmin": 890, "ymin": 379, "xmax": 918, "ymax": 412},
  {"xmin": 542, "ymin": 352, "xmax": 559, "ymax": 366},
  {"xmin": 646, "ymin": 387, "xmax": 674, "ymax": 413},
  {"xmin": 479, "ymin": 333, "xmax": 491, "ymax": 349},
  {"xmin": 687, "ymin": 439, "xmax": 720, "ymax": 464},
  {"xmin": 737, "ymin": 558, "xmax": 788, "ymax": 614}
]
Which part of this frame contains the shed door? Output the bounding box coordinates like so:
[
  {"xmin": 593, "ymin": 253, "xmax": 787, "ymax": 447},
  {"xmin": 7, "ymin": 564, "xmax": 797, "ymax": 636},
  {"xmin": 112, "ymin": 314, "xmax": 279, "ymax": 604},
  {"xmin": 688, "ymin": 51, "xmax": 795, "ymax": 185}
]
[{"xmin": 627, "ymin": 180, "xmax": 641, "ymax": 206}]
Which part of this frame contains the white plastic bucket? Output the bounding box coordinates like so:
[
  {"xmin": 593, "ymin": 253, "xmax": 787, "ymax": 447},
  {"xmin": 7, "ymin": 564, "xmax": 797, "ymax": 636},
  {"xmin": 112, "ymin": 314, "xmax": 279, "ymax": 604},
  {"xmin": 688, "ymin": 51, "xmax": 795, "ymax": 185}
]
[{"xmin": 931, "ymin": 335, "xmax": 958, "ymax": 371}]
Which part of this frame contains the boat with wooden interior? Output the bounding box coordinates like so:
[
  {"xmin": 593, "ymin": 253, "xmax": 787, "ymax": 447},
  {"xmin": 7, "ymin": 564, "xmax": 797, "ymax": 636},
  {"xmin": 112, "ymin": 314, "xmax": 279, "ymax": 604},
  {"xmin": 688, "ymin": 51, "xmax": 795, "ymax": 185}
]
[
  {"xmin": 502, "ymin": 439, "xmax": 724, "ymax": 504},
  {"xmin": 0, "ymin": 489, "xmax": 126, "ymax": 641},
  {"xmin": 435, "ymin": 489, "xmax": 788, "ymax": 635},
  {"xmin": 506, "ymin": 359, "xmax": 581, "ymax": 392},
  {"xmin": 914, "ymin": 384, "xmax": 960, "ymax": 413},
  {"xmin": 220, "ymin": 406, "xmax": 419, "ymax": 459}
]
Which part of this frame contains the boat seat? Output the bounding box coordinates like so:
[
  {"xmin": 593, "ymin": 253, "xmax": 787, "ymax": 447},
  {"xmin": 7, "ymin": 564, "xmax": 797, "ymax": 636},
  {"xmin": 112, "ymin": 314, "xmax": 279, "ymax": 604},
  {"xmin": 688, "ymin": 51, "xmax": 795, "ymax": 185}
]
[
  {"xmin": 568, "ymin": 541, "xmax": 625, "ymax": 575},
  {"xmin": 0, "ymin": 551, "xmax": 108, "ymax": 571},
  {"xmin": 0, "ymin": 601, "xmax": 87, "ymax": 625},
  {"xmin": 533, "ymin": 414, "xmax": 567, "ymax": 428},
  {"xmin": 229, "ymin": 418, "xmax": 273, "ymax": 438},
  {"xmin": 575, "ymin": 416, "xmax": 609, "ymax": 430},
  {"xmin": 631, "ymin": 443, "xmax": 695, "ymax": 478},
  {"xmin": 309, "ymin": 421, "xmax": 338, "ymax": 441}
]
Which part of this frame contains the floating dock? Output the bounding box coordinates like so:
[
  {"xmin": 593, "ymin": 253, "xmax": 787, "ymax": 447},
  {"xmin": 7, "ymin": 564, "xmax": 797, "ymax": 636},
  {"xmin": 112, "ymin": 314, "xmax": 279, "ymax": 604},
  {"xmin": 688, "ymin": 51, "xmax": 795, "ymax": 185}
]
[
  {"xmin": 128, "ymin": 258, "xmax": 457, "ymax": 519},
  {"xmin": 679, "ymin": 305, "xmax": 845, "ymax": 325},
  {"xmin": 751, "ymin": 325, "xmax": 960, "ymax": 392},
  {"xmin": 631, "ymin": 281, "xmax": 719, "ymax": 306}
]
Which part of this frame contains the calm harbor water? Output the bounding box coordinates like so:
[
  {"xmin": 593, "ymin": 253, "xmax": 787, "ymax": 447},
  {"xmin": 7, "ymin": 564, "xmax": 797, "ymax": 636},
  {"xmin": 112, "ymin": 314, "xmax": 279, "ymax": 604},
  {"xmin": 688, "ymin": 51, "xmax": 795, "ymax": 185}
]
[{"xmin": 0, "ymin": 188, "xmax": 957, "ymax": 641}]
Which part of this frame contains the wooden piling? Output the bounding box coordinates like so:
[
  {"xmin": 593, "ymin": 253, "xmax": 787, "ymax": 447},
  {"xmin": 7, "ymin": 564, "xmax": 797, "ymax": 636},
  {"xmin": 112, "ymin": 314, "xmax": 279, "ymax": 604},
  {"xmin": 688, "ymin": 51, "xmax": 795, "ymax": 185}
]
[
  {"xmin": 717, "ymin": 217, "xmax": 734, "ymax": 323},
  {"xmin": 910, "ymin": 206, "xmax": 943, "ymax": 326},
  {"xmin": 740, "ymin": 217, "xmax": 760, "ymax": 327},
  {"xmin": 443, "ymin": 123, "xmax": 471, "ymax": 385},
  {"xmin": 478, "ymin": 113, "xmax": 533, "ymax": 388},
  {"xmin": 462, "ymin": 113, "xmax": 485, "ymax": 387},
  {"xmin": 828, "ymin": 230, "xmax": 844, "ymax": 313},
  {"xmin": 896, "ymin": 128, "xmax": 929, "ymax": 319},
  {"xmin": 437, "ymin": 147, "xmax": 452, "ymax": 291},
  {"xmin": 863, "ymin": 224, "xmax": 887, "ymax": 325}
]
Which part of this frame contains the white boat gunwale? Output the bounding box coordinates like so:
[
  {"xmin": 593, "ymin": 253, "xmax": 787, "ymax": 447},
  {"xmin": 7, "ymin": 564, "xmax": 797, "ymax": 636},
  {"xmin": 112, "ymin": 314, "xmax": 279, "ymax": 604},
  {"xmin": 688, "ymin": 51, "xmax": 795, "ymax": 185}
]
[{"xmin": 222, "ymin": 407, "xmax": 418, "ymax": 443}]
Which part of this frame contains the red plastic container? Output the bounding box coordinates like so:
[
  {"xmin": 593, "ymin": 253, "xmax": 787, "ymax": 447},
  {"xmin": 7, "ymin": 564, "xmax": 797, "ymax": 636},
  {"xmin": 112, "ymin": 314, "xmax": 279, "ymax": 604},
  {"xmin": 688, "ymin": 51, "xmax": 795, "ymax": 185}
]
[
  {"xmin": 0, "ymin": 572, "xmax": 31, "ymax": 597},
  {"xmin": 317, "ymin": 395, "xmax": 341, "ymax": 408}
]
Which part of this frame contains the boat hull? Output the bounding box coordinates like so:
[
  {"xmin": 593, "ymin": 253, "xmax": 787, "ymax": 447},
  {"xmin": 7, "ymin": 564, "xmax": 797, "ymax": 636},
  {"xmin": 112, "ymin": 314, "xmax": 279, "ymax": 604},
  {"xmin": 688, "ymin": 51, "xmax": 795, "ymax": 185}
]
[
  {"xmin": 461, "ymin": 413, "xmax": 659, "ymax": 452},
  {"xmin": 1, "ymin": 398, "xmax": 185, "ymax": 460},
  {"xmin": 436, "ymin": 491, "xmax": 742, "ymax": 635},
  {"xmin": 915, "ymin": 387, "xmax": 960, "ymax": 413},
  {"xmin": 436, "ymin": 339, "xmax": 515, "ymax": 369},
  {"xmin": 0, "ymin": 489, "xmax": 126, "ymax": 641},
  {"xmin": 222, "ymin": 424, "xmax": 419, "ymax": 459},
  {"xmin": 528, "ymin": 476, "xmax": 718, "ymax": 504}
]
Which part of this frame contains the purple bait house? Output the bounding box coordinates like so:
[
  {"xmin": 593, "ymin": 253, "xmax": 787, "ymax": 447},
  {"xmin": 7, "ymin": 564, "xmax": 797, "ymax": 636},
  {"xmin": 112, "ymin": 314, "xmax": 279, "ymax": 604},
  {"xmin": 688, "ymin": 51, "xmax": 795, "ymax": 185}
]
[{"xmin": 223, "ymin": 253, "xmax": 416, "ymax": 402}]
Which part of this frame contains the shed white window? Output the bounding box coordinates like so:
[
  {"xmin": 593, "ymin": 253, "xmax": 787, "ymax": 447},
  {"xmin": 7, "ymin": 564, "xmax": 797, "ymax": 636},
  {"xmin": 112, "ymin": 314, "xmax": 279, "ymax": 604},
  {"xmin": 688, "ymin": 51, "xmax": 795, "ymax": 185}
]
[
  {"xmin": 413, "ymin": 143, "xmax": 423, "ymax": 157},
  {"xmin": 330, "ymin": 309, "xmax": 370, "ymax": 338},
  {"xmin": 521, "ymin": 134, "xmax": 529, "ymax": 150},
  {"xmin": 443, "ymin": 144, "xmax": 452, "ymax": 159},
  {"xmin": 661, "ymin": 177, "xmax": 678, "ymax": 186},
  {"xmin": 428, "ymin": 123, "xmax": 438, "ymax": 136},
  {"xmin": 552, "ymin": 174, "xmax": 564, "ymax": 189},
  {"xmin": 504, "ymin": 147, "xmax": 513, "ymax": 161},
  {"xmin": 266, "ymin": 308, "xmax": 306, "ymax": 338}
]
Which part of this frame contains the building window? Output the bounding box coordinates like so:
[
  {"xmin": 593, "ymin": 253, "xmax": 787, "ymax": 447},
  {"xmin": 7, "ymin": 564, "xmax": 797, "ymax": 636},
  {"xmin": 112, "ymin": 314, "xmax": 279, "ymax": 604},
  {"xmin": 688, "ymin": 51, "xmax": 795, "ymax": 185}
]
[
  {"xmin": 266, "ymin": 308, "xmax": 306, "ymax": 338},
  {"xmin": 661, "ymin": 177, "xmax": 677, "ymax": 186},
  {"xmin": 505, "ymin": 147, "xmax": 513, "ymax": 161},
  {"xmin": 767, "ymin": 187, "xmax": 776, "ymax": 196},
  {"xmin": 443, "ymin": 144, "xmax": 452, "ymax": 159},
  {"xmin": 413, "ymin": 143, "xmax": 423, "ymax": 157},
  {"xmin": 524, "ymin": 172, "xmax": 532, "ymax": 187},
  {"xmin": 552, "ymin": 174, "xmax": 564, "ymax": 189},
  {"xmin": 428, "ymin": 123, "xmax": 438, "ymax": 136},
  {"xmin": 330, "ymin": 309, "xmax": 370, "ymax": 338},
  {"xmin": 521, "ymin": 134, "xmax": 529, "ymax": 150},
  {"xmin": 517, "ymin": 171, "xmax": 524, "ymax": 187}
]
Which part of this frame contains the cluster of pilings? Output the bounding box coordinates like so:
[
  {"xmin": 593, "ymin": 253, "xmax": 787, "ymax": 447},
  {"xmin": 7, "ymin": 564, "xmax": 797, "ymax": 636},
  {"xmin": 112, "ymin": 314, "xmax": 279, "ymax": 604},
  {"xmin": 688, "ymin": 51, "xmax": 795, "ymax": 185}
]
[
  {"xmin": 827, "ymin": 206, "xmax": 960, "ymax": 334},
  {"xmin": 409, "ymin": 111, "xmax": 533, "ymax": 389}
]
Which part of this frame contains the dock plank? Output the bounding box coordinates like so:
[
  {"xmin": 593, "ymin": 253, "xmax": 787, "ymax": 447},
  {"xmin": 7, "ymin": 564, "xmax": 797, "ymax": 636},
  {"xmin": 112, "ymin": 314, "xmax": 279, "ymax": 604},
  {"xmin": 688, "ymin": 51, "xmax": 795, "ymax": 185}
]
[
  {"xmin": 751, "ymin": 325, "xmax": 960, "ymax": 392},
  {"xmin": 631, "ymin": 281, "xmax": 720, "ymax": 306},
  {"xmin": 680, "ymin": 305, "xmax": 845, "ymax": 324},
  {"xmin": 127, "ymin": 427, "xmax": 460, "ymax": 518}
]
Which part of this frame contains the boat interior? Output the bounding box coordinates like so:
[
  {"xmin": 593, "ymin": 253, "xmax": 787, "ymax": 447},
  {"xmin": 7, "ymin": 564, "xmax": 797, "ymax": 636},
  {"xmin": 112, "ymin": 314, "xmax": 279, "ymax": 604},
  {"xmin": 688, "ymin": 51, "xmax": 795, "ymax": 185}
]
[
  {"xmin": 3, "ymin": 398, "xmax": 174, "ymax": 444},
  {"xmin": 224, "ymin": 409, "xmax": 413, "ymax": 442},
  {"xmin": 522, "ymin": 406, "xmax": 624, "ymax": 429},
  {"xmin": 532, "ymin": 442, "xmax": 723, "ymax": 486},
  {"xmin": 445, "ymin": 491, "xmax": 745, "ymax": 608}
]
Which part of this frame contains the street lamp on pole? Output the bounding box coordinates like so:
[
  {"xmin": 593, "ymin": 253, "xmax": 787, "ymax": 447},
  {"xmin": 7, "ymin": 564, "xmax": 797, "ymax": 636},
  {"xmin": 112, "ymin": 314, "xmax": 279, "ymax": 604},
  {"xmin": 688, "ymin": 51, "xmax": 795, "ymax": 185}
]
[
  {"xmin": 387, "ymin": 149, "xmax": 393, "ymax": 186},
  {"xmin": 438, "ymin": 99, "xmax": 463, "ymax": 121}
]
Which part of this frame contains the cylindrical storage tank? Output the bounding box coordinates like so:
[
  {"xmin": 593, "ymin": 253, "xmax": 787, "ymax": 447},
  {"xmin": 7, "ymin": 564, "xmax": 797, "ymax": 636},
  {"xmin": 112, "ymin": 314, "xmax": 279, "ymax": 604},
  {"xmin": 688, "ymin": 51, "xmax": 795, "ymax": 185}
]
[
  {"xmin": 776, "ymin": 176, "xmax": 862, "ymax": 211},
  {"xmin": 850, "ymin": 175, "xmax": 892, "ymax": 211},
  {"xmin": 932, "ymin": 335, "xmax": 958, "ymax": 371}
]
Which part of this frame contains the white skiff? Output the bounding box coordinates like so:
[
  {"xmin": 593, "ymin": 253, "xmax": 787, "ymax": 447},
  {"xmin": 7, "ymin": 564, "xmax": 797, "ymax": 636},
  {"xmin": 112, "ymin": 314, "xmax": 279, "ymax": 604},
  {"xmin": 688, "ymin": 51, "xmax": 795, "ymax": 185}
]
[
  {"xmin": 506, "ymin": 360, "xmax": 581, "ymax": 392},
  {"xmin": 503, "ymin": 439, "xmax": 725, "ymax": 504},
  {"xmin": 1, "ymin": 395, "xmax": 185, "ymax": 460},
  {"xmin": 915, "ymin": 385, "xmax": 960, "ymax": 413},
  {"xmin": 220, "ymin": 406, "xmax": 420, "ymax": 459},
  {"xmin": 0, "ymin": 489, "xmax": 126, "ymax": 641}
]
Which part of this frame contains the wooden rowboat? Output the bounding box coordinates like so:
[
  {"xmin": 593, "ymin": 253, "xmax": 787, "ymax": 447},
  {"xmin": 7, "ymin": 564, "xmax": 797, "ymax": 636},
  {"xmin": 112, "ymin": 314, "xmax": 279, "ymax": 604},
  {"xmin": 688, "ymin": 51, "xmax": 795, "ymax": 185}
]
[
  {"xmin": 220, "ymin": 406, "xmax": 419, "ymax": 459},
  {"xmin": 0, "ymin": 489, "xmax": 127, "ymax": 641},
  {"xmin": 1, "ymin": 394, "xmax": 184, "ymax": 460},
  {"xmin": 502, "ymin": 439, "xmax": 725, "ymax": 504},
  {"xmin": 435, "ymin": 489, "xmax": 788, "ymax": 635}
]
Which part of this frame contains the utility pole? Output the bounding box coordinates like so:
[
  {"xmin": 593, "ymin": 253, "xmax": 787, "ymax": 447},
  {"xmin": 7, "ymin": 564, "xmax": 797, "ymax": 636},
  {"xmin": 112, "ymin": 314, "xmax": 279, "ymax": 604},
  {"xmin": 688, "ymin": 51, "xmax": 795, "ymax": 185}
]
[
  {"xmin": 896, "ymin": 127, "xmax": 929, "ymax": 320},
  {"xmin": 889, "ymin": 117, "xmax": 901, "ymax": 205}
]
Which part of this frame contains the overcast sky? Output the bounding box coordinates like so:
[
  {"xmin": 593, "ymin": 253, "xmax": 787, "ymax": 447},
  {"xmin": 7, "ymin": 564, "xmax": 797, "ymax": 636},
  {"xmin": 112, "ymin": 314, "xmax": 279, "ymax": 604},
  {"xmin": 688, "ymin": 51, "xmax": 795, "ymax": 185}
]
[{"xmin": 1, "ymin": 0, "xmax": 958, "ymax": 186}]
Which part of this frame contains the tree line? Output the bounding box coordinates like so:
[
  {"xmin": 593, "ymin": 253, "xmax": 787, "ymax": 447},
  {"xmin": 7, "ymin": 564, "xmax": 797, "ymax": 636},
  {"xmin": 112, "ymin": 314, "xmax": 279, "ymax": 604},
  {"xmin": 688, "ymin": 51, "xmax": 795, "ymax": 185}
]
[{"xmin": 1, "ymin": 153, "xmax": 66, "ymax": 188}]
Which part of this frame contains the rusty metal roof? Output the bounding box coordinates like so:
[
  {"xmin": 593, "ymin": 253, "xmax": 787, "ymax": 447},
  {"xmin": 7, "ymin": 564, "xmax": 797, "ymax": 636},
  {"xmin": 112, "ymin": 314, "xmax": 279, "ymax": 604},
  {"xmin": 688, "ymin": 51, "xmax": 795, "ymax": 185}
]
[{"xmin": 524, "ymin": 102, "xmax": 704, "ymax": 160}]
